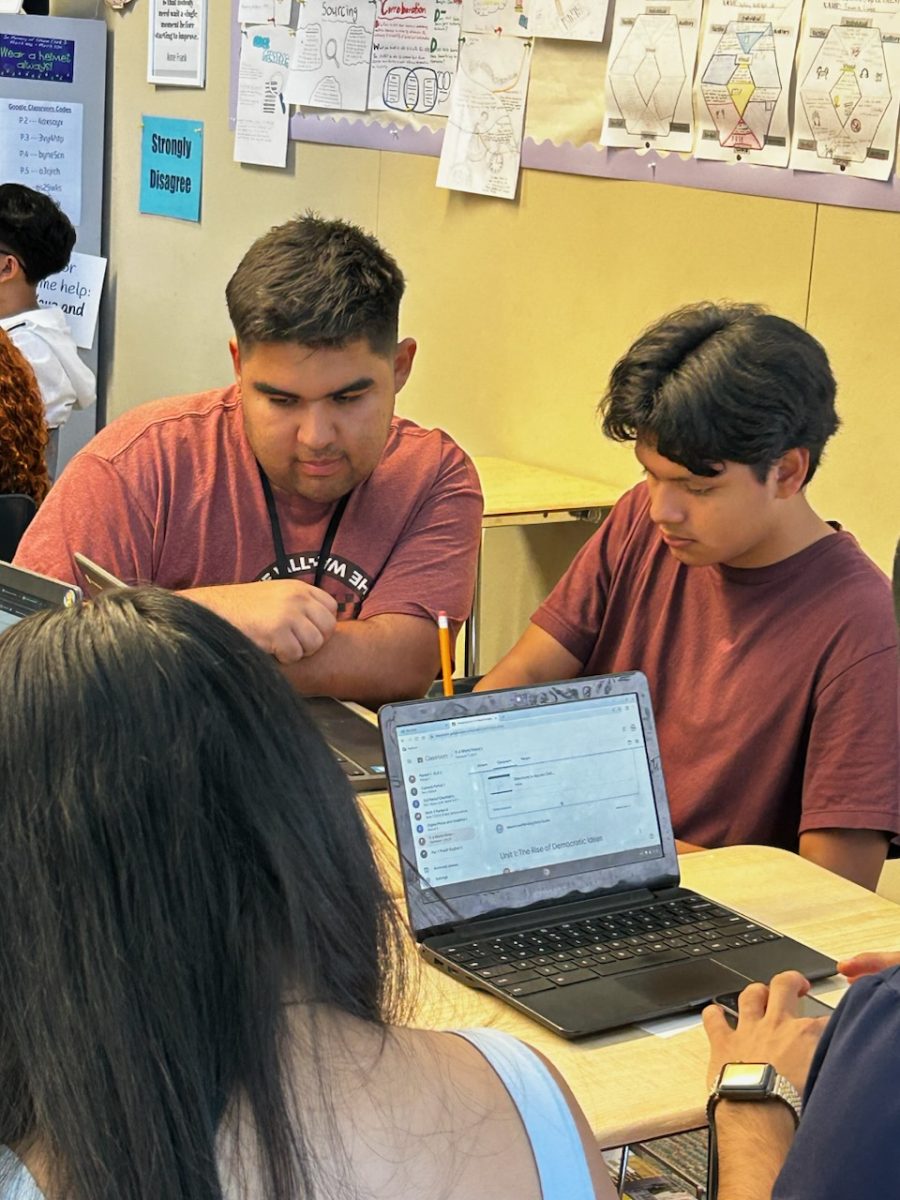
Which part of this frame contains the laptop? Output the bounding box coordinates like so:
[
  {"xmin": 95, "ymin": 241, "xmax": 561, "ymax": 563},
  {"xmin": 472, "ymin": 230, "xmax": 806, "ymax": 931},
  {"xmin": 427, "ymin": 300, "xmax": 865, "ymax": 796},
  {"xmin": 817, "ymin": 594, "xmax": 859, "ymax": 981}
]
[
  {"xmin": 379, "ymin": 672, "xmax": 835, "ymax": 1039},
  {"xmin": 0, "ymin": 561, "xmax": 82, "ymax": 633},
  {"xmin": 304, "ymin": 696, "xmax": 387, "ymax": 792},
  {"xmin": 71, "ymin": 554, "xmax": 387, "ymax": 792}
]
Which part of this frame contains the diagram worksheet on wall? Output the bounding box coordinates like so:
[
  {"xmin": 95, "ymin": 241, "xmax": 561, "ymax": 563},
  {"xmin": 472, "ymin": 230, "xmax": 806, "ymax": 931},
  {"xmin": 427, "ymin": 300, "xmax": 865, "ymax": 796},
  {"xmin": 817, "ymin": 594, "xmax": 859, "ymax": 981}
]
[
  {"xmin": 602, "ymin": 0, "xmax": 703, "ymax": 150},
  {"xmin": 693, "ymin": 0, "xmax": 801, "ymax": 165},
  {"xmin": 789, "ymin": 0, "xmax": 900, "ymax": 178},
  {"xmin": 437, "ymin": 33, "xmax": 532, "ymax": 198}
]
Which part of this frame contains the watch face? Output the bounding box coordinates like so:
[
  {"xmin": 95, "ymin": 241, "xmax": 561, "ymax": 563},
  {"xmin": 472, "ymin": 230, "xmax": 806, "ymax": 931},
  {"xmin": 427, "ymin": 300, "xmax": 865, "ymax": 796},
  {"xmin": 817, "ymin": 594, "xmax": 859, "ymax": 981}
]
[{"xmin": 719, "ymin": 1063, "xmax": 775, "ymax": 1092}]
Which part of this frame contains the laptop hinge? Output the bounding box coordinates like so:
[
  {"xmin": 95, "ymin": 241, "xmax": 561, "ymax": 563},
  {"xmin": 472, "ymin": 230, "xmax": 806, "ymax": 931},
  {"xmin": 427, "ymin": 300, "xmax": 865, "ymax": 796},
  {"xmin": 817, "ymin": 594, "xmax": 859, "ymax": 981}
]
[{"xmin": 424, "ymin": 888, "xmax": 658, "ymax": 943}]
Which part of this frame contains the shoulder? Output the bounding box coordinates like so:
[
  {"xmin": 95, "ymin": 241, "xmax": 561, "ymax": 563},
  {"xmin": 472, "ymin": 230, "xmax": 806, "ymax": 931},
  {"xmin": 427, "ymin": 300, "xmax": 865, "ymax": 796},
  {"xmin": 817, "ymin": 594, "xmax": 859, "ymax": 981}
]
[
  {"xmin": 79, "ymin": 386, "xmax": 242, "ymax": 466},
  {"xmin": 362, "ymin": 417, "xmax": 482, "ymax": 515},
  {"xmin": 803, "ymin": 532, "xmax": 896, "ymax": 664},
  {"xmin": 381, "ymin": 417, "xmax": 480, "ymax": 472}
]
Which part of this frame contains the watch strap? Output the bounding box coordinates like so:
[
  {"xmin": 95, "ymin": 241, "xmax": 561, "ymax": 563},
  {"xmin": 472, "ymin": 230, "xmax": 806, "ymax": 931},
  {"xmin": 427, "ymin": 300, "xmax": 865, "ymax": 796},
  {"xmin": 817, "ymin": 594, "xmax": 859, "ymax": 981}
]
[{"xmin": 705, "ymin": 1068, "xmax": 802, "ymax": 1200}]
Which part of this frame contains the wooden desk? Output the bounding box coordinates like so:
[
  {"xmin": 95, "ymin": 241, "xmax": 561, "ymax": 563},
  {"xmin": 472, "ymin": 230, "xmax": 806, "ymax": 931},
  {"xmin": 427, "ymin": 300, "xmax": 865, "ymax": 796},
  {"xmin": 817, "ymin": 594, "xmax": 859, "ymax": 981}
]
[
  {"xmin": 466, "ymin": 457, "xmax": 621, "ymax": 675},
  {"xmin": 361, "ymin": 792, "xmax": 900, "ymax": 1149}
]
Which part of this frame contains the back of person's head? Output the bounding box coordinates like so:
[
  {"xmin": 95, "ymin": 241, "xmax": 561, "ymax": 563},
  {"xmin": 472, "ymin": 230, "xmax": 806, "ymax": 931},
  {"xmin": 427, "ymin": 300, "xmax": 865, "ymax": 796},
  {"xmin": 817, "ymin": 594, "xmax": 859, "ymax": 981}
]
[
  {"xmin": 0, "ymin": 183, "xmax": 76, "ymax": 285},
  {"xmin": 600, "ymin": 302, "xmax": 840, "ymax": 484},
  {"xmin": 0, "ymin": 328, "xmax": 49, "ymax": 503},
  {"xmin": 226, "ymin": 213, "xmax": 405, "ymax": 357},
  {"xmin": 0, "ymin": 588, "xmax": 404, "ymax": 1200}
]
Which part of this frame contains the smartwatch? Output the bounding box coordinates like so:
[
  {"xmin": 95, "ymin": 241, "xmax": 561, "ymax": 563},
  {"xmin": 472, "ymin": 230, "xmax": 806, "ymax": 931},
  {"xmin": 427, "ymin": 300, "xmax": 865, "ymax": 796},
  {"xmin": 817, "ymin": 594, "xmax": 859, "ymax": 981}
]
[{"xmin": 706, "ymin": 1064, "xmax": 802, "ymax": 1200}]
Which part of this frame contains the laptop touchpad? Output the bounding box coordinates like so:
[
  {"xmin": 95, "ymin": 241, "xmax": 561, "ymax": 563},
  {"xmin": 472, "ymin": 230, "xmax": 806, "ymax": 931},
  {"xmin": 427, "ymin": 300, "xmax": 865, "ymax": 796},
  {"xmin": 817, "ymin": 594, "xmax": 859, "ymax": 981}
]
[{"xmin": 622, "ymin": 958, "xmax": 749, "ymax": 1009}]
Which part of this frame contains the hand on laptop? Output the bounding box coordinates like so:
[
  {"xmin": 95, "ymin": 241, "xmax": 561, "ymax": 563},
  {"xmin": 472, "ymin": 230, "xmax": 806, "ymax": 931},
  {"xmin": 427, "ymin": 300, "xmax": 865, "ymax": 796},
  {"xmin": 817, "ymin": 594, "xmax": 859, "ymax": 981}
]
[
  {"xmin": 837, "ymin": 950, "xmax": 900, "ymax": 982},
  {"xmin": 703, "ymin": 971, "xmax": 829, "ymax": 1094},
  {"xmin": 180, "ymin": 580, "xmax": 338, "ymax": 663}
]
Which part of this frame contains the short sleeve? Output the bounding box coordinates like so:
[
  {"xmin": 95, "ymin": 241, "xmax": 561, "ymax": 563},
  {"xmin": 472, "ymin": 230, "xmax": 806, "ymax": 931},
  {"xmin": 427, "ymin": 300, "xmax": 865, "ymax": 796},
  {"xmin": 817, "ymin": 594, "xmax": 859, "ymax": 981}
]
[
  {"xmin": 531, "ymin": 483, "xmax": 648, "ymax": 664},
  {"xmin": 773, "ymin": 968, "xmax": 900, "ymax": 1199},
  {"xmin": 14, "ymin": 453, "xmax": 156, "ymax": 588},
  {"xmin": 799, "ymin": 647, "xmax": 900, "ymax": 837},
  {"xmin": 359, "ymin": 443, "xmax": 483, "ymax": 633}
]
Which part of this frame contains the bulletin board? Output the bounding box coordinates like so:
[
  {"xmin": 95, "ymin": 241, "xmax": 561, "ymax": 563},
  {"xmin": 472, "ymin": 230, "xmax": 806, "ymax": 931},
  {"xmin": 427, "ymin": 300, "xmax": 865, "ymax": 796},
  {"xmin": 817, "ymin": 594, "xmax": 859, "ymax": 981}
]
[{"xmin": 230, "ymin": 0, "xmax": 900, "ymax": 212}]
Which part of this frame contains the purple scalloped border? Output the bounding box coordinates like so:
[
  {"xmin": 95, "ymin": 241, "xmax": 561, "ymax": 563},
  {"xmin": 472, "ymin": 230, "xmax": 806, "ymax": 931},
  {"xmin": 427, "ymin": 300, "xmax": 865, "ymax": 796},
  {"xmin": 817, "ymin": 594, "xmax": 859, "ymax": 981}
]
[{"xmin": 231, "ymin": 0, "xmax": 900, "ymax": 212}]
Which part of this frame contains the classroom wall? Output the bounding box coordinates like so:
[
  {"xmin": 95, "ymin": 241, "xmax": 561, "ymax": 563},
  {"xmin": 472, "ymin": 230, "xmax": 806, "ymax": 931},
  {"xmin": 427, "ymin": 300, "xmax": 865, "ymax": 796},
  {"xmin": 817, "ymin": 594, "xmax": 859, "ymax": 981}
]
[{"xmin": 87, "ymin": 1, "xmax": 897, "ymax": 663}]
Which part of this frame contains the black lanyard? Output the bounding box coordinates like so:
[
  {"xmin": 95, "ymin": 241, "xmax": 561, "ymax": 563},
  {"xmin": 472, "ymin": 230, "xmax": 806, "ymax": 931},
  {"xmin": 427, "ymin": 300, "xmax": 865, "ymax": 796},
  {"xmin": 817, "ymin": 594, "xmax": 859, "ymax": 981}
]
[{"xmin": 256, "ymin": 462, "xmax": 350, "ymax": 589}]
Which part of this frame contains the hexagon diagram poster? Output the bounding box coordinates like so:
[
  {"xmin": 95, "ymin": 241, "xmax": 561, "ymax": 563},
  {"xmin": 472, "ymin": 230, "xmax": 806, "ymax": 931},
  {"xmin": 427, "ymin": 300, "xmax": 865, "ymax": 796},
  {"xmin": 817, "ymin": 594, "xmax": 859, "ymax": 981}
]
[
  {"xmin": 790, "ymin": 0, "xmax": 900, "ymax": 178},
  {"xmin": 602, "ymin": 0, "xmax": 703, "ymax": 149},
  {"xmin": 694, "ymin": 0, "xmax": 801, "ymax": 166}
]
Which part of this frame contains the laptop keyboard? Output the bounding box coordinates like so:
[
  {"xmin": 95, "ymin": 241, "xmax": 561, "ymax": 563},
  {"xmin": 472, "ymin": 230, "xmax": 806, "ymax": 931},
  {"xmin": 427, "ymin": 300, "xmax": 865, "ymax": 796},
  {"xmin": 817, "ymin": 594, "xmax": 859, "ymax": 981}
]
[{"xmin": 438, "ymin": 895, "xmax": 780, "ymax": 998}]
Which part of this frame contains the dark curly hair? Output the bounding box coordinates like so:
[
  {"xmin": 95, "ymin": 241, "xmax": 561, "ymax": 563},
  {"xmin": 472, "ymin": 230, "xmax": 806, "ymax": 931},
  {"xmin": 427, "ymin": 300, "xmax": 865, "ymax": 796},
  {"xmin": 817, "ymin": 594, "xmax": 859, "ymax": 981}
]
[{"xmin": 0, "ymin": 329, "xmax": 49, "ymax": 504}]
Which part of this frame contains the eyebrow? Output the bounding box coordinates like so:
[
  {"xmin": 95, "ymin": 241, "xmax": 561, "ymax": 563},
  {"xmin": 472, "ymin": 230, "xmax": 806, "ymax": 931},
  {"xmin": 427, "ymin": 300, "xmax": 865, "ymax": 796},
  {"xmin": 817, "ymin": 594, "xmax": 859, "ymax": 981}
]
[{"xmin": 254, "ymin": 376, "xmax": 376, "ymax": 401}]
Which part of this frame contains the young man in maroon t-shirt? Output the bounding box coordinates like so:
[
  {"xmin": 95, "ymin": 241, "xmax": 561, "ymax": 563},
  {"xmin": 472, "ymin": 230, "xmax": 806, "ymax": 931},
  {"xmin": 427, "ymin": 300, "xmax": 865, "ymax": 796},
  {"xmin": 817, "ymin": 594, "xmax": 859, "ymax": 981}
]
[
  {"xmin": 16, "ymin": 217, "xmax": 483, "ymax": 707},
  {"xmin": 478, "ymin": 303, "xmax": 898, "ymax": 889}
]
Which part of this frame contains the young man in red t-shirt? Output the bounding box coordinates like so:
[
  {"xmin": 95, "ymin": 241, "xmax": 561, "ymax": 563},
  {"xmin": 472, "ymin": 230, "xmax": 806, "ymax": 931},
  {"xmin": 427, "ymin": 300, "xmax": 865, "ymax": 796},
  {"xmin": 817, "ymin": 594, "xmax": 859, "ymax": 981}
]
[
  {"xmin": 478, "ymin": 303, "xmax": 898, "ymax": 888},
  {"xmin": 15, "ymin": 217, "xmax": 483, "ymax": 707}
]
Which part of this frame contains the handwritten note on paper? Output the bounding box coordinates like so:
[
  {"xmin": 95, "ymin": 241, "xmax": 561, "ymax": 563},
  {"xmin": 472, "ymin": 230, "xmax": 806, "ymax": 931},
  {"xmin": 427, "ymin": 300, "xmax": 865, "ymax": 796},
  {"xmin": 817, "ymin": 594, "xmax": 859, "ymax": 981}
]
[
  {"xmin": 234, "ymin": 26, "xmax": 292, "ymax": 166},
  {"xmin": 368, "ymin": 0, "xmax": 462, "ymax": 116},
  {"xmin": 461, "ymin": 0, "xmax": 529, "ymax": 36},
  {"xmin": 285, "ymin": 0, "xmax": 376, "ymax": 111},
  {"xmin": 437, "ymin": 33, "xmax": 532, "ymax": 199},
  {"xmin": 525, "ymin": 0, "xmax": 609, "ymax": 41},
  {"xmin": 238, "ymin": 0, "xmax": 275, "ymax": 20}
]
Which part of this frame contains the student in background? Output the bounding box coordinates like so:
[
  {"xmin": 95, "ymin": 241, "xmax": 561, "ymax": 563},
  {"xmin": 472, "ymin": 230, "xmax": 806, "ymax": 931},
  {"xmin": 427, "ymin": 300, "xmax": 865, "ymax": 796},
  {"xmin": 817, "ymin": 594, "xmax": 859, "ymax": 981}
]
[
  {"xmin": 478, "ymin": 303, "xmax": 899, "ymax": 889},
  {"xmin": 0, "ymin": 588, "xmax": 614, "ymax": 1200},
  {"xmin": 0, "ymin": 329, "xmax": 49, "ymax": 506},
  {"xmin": 15, "ymin": 215, "xmax": 482, "ymax": 707},
  {"xmin": 0, "ymin": 184, "xmax": 96, "ymax": 479}
]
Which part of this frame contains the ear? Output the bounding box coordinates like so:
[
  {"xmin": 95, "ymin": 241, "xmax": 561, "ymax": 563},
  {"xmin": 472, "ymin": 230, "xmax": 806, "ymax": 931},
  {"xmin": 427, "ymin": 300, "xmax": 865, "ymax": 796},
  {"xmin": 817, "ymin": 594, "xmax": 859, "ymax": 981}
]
[
  {"xmin": 0, "ymin": 252, "xmax": 20, "ymax": 283},
  {"xmin": 772, "ymin": 448, "xmax": 809, "ymax": 498},
  {"xmin": 392, "ymin": 337, "xmax": 417, "ymax": 393},
  {"xmin": 229, "ymin": 337, "xmax": 242, "ymax": 382}
]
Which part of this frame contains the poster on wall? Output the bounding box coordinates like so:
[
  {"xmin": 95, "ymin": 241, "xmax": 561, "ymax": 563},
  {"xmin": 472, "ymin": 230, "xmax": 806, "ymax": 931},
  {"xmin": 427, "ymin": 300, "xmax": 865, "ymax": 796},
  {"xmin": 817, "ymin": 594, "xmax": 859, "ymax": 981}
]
[
  {"xmin": 139, "ymin": 114, "xmax": 203, "ymax": 221},
  {"xmin": 693, "ymin": 0, "xmax": 802, "ymax": 166},
  {"xmin": 367, "ymin": 0, "xmax": 462, "ymax": 117},
  {"xmin": 285, "ymin": 0, "xmax": 376, "ymax": 111},
  {"xmin": 601, "ymin": 0, "xmax": 703, "ymax": 151},
  {"xmin": 437, "ymin": 33, "xmax": 532, "ymax": 199},
  {"xmin": 234, "ymin": 24, "xmax": 291, "ymax": 166},
  {"xmin": 148, "ymin": 0, "xmax": 209, "ymax": 87},
  {"xmin": 0, "ymin": 32, "xmax": 75, "ymax": 82},
  {"xmin": 37, "ymin": 251, "xmax": 107, "ymax": 351},
  {"xmin": 789, "ymin": 0, "xmax": 900, "ymax": 180},
  {"xmin": 0, "ymin": 98, "xmax": 83, "ymax": 224}
]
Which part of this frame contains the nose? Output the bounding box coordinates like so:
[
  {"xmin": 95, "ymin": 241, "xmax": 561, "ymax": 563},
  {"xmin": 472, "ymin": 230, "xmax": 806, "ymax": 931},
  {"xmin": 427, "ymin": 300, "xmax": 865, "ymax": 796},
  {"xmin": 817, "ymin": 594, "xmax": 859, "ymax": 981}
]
[
  {"xmin": 647, "ymin": 480, "xmax": 686, "ymax": 528},
  {"xmin": 295, "ymin": 402, "xmax": 336, "ymax": 453}
]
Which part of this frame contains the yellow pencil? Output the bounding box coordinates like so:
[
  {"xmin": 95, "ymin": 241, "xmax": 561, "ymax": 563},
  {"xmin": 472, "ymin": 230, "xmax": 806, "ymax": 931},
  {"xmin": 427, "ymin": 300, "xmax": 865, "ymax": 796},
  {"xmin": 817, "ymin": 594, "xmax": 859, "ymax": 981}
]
[{"xmin": 437, "ymin": 610, "xmax": 454, "ymax": 697}]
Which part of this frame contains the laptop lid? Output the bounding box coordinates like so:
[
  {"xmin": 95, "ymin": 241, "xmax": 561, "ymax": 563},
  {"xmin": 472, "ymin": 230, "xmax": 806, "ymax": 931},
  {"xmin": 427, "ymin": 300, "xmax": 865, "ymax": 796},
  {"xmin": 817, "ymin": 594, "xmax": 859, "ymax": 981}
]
[
  {"xmin": 0, "ymin": 561, "xmax": 82, "ymax": 634},
  {"xmin": 73, "ymin": 553, "xmax": 126, "ymax": 599},
  {"xmin": 379, "ymin": 672, "xmax": 680, "ymax": 939}
]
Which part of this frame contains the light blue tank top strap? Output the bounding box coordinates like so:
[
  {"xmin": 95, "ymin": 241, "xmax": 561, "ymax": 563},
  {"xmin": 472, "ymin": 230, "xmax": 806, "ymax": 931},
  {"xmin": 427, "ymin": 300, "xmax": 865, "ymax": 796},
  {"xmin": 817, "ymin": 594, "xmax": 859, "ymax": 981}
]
[
  {"xmin": 0, "ymin": 1148, "xmax": 44, "ymax": 1200},
  {"xmin": 451, "ymin": 1028, "xmax": 595, "ymax": 1200}
]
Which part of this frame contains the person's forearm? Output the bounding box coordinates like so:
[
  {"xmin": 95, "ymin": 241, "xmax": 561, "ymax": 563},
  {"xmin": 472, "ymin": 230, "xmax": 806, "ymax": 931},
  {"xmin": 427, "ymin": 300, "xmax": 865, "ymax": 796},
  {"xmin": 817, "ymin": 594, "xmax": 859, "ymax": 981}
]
[
  {"xmin": 281, "ymin": 616, "xmax": 439, "ymax": 707},
  {"xmin": 798, "ymin": 829, "xmax": 888, "ymax": 891},
  {"xmin": 712, "ymin": 1103, "xmax": 796, "ymax": 1200}
]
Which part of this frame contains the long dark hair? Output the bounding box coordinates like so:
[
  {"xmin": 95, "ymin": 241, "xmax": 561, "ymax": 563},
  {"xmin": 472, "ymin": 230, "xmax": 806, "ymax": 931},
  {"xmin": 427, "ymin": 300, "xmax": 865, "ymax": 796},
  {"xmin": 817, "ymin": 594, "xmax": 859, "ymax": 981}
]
[{"xmin": 0, "ymin": 588, "xmax": 405, "ymax": 1200}]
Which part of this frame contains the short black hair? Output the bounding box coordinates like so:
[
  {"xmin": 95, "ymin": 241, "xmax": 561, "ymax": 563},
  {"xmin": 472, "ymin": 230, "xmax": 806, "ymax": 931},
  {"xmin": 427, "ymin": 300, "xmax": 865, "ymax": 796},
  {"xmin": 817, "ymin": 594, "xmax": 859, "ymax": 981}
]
[
  {"xmin": 0, "ymin": 182, "xmax": 76, "ymax": 284},
  {"xmin": 226, "ymin": 212, "xmax": 405, "ymax": 357},
  {"xmin": 600, "ymin": 302, "xmax": 840, "ymax": 484}
]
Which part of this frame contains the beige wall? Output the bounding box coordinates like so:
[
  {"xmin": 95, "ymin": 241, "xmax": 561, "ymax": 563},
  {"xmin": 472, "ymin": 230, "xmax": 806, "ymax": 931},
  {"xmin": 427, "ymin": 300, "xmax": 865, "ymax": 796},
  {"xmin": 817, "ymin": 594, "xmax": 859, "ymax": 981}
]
[{"xmin": 88, "ymin": 1, "xmax": 896, "ymax": 646}]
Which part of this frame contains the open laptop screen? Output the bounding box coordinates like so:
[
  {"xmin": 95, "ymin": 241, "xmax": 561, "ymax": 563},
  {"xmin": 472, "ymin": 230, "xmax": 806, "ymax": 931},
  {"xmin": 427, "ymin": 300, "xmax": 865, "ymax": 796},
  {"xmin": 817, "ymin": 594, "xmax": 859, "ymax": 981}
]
[
  {"xmin": 381, "ymin": 673, "xmax": 679, "ymax": 935},
  {"xmin": 0, "ymin": 562, "xmax": 81, "ymax": 634},
  {"xmin": 396, "ymin": 692, "xmax": 663, "ymax": 893}
]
